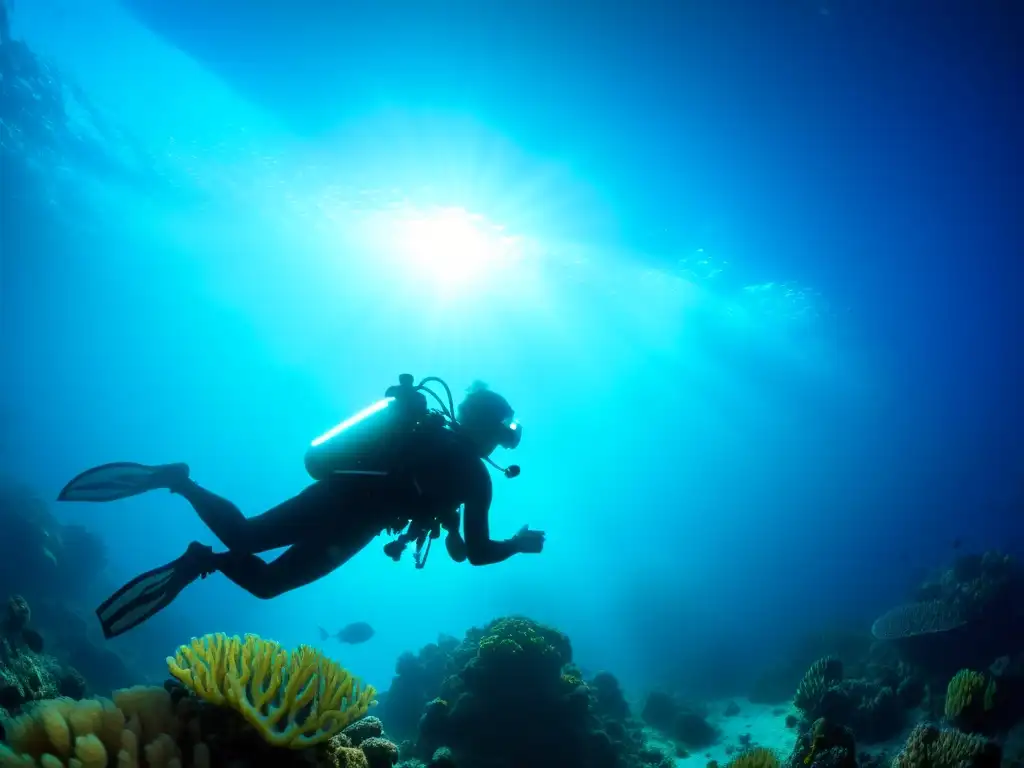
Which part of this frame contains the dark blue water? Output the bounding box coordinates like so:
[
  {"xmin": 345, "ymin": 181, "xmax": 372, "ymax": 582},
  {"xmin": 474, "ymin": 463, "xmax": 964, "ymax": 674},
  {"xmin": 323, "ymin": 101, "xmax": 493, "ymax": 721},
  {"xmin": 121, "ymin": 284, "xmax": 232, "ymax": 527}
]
[{"xmin": 2, "ymin": 0, "xmax": 1021, "ymax": 711}]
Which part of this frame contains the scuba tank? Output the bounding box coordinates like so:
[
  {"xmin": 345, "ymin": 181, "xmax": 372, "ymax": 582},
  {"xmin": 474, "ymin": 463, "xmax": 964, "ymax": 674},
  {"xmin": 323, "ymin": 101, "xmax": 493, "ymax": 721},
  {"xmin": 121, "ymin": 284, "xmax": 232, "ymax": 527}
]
[{"xmin": 304, "ymin": 373, "xmax": 434, "ymax": 481}]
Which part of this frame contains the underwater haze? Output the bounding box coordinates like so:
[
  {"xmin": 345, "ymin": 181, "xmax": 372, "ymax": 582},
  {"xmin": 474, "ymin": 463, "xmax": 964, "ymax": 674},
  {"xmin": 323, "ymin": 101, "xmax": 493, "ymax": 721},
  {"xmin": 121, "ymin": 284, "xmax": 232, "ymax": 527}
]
[{"xmin": 2, "ymin": 0, "xmax": 1022, "ymax": 739}]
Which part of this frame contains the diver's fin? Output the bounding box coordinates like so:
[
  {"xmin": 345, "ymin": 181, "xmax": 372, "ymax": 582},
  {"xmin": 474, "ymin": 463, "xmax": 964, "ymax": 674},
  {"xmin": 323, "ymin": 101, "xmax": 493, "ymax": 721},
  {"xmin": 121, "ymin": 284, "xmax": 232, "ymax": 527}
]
[
  {"xmin": 95, "ymin": 542, "xmax": 213, "ymax": 639},
  {"xmin": 58, "ymin": 462, "xmax": 189, "ymax": 502},
  {"xmin": 318, "ymin": 626, "xmax": 330, "ymax": 641}
]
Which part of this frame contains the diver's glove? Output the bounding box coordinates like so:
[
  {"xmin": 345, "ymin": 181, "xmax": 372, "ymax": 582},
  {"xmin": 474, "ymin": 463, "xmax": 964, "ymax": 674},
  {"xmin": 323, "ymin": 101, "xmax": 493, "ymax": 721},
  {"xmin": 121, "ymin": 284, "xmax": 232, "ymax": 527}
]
[{"xmin": 511, "ymin": 525, "xmax": 545, "ymax": 554}]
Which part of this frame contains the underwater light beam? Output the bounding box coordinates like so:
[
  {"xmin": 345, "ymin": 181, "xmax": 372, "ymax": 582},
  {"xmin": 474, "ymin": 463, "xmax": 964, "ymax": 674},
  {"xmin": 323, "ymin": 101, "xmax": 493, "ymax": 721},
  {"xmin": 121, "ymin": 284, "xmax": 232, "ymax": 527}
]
[{"xmin": 392, "ymin": 207, "xmax": 522, "ymax": 295}]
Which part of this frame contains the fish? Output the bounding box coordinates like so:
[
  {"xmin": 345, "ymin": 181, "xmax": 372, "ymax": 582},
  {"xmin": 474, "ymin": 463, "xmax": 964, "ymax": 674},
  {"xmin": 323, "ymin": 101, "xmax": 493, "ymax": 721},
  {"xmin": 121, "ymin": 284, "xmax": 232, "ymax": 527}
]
[{"xmin": 319, "ymin": 622, "xmax": 375, "ymax": 645}]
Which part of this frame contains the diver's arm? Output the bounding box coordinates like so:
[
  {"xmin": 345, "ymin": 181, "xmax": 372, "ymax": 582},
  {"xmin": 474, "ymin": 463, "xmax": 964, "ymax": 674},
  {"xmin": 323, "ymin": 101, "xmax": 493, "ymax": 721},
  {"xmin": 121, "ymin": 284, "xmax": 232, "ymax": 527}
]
[{"xmin": 462, "ymin": 465, "xmax": 518, "ymax": 566}]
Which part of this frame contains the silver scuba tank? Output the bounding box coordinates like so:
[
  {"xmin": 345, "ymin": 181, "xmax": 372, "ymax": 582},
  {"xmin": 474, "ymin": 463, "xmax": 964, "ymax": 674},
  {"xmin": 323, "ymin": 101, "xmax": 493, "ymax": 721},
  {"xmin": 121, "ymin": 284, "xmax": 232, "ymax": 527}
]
[{"xmin": 304, "ymin": 374, "xmax": 428, "ymax": 481}]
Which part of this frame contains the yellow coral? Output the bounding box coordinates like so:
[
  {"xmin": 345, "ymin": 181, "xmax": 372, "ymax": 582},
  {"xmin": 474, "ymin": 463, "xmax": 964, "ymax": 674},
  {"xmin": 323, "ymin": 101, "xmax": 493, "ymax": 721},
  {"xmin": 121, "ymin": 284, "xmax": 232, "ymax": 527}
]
[
  {"xmin": 167, "ymin": 632, "xmax": 375, "ymax": 749},
  {"xmin": 727, "ymin": 747, "xmax": 781, "ymax": 768},
  {"xmin": 944, "ymin": 669, "xmax": 994, "ymax": 721},
  {"xmin": 0, "ymin": 696, "xmax": 129, "ymax": 768},
  {"xmin": 0, "ymin": 688, "xmax": 198, "ymax": 768}
]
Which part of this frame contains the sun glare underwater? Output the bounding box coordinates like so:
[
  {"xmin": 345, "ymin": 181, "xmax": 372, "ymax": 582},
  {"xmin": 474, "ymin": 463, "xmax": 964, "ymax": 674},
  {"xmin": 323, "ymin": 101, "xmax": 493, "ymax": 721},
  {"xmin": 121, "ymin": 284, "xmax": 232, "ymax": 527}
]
[{"xmin": 2, "ymin": 1, "xmax": 1023, "ymax": 768}]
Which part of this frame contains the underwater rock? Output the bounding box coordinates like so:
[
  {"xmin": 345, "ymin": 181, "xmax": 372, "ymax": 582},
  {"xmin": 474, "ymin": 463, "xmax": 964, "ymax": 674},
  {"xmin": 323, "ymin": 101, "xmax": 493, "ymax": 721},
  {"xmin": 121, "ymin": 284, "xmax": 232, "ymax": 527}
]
[
  {"xmin": 590, "ymin": 670, "xmax": 631, "ymax": 722},
  {"xmin": 427, "ymin": 746, "xmax": 457, "ymax": 767},
  {"xmin": 673, "ymin": 709, "xmax": 720, "ymax": 749},
  {"xmin": 641, "ymin": 690, "xmax": 677, "ymax": 731},
  {"xmin": 641, "ymin": 689, "xmax": 720, "ymax": 749}
]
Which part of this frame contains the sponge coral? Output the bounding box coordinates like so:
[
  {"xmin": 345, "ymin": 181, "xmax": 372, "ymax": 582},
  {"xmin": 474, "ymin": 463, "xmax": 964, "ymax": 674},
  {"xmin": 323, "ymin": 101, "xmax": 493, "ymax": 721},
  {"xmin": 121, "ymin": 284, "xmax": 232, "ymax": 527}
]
[{"xmin": 166, "ymin": 632, "xmax": 375, "ymax": 749}]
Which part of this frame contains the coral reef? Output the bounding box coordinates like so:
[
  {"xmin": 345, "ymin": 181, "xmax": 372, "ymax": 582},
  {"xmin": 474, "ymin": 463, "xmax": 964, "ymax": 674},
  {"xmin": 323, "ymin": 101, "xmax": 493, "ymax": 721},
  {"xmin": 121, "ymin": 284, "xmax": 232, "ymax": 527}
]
[
  {"xmin": 749, "ymin": 628, "xmax": 873, "ymax": 705},
  {"xmin": 0, "ymin": 683, "xmax": 397, "ymax": 768},
  {"xmin": 382, "ymin": 616, "xmax": 657, "ymax": 768},
  {"xmin": 430, "ymin": 616, "xmax": 643, "ymax": 767},
  {"xmin": 3, "ymin": 616, "xmax": 685, "ymax": 767},
  {"xmin": 790, "ymin": 655, "xmax": 911, "ymax": 743},
  {"xmin": 871, "ymin": 552, "xmax": 1024, "ymax": 679},
  {"xmin": 0, "ymin": 597, "xmax": 87, "ymax": 718},
  {"xmin": 0, "ymin": 479, "xmax": 138, "ymax": 696},
  {"xmin": 1, "ymin": 631, "xmax": 390, "ymax": 768}
]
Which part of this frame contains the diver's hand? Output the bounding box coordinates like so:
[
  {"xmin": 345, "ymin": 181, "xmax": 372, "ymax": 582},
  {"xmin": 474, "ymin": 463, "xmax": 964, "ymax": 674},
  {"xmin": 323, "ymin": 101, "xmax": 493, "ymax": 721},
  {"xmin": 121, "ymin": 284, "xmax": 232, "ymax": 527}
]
[{"xmin": 512, "ymin": 525, "xmax": 545, "ymax": 554}]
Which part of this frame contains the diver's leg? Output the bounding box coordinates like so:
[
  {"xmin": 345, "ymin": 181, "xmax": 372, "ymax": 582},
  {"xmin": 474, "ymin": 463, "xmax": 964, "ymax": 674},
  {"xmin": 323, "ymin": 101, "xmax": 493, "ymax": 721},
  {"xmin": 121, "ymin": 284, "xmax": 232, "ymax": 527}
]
[
  {"xmin": 173, "ymin": 478, "xmax": 344, "ymax": 554},
  {"xmin": 213, "ymin": 528, "xmax": 378, "ymax": 599}
]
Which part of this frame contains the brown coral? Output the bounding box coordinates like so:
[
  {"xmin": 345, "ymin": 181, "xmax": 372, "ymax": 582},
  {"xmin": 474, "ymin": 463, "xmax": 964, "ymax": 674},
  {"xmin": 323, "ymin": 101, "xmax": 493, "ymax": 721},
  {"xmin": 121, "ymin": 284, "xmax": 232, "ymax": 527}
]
[{"xmin": 891, "ymin": 723, "xmax": 1000, "ymax": 768}]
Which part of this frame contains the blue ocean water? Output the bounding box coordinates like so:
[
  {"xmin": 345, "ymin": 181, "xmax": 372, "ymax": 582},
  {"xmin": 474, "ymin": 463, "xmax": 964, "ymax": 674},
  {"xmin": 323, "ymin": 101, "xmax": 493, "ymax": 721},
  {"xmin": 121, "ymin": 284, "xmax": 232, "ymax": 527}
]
[{"xmin": 1, "ymin": 0, "xmax": 1021, "ymax": 749}]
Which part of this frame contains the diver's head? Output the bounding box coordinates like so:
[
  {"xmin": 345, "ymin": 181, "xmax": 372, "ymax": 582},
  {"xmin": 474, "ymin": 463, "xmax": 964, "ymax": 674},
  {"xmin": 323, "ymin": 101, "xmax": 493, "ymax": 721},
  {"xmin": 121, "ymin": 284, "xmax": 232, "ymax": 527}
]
[{"xmin": 456, "ymin": 381, "xmax": 521, "ymax": 458}]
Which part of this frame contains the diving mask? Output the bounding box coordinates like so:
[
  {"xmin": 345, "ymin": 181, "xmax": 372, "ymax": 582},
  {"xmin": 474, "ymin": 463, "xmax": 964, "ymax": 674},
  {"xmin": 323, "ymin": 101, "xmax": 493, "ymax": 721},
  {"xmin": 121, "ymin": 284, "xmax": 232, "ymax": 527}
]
[{"xmin": 498, "ymin": 417, "xmax": 522, "ymax": 450}]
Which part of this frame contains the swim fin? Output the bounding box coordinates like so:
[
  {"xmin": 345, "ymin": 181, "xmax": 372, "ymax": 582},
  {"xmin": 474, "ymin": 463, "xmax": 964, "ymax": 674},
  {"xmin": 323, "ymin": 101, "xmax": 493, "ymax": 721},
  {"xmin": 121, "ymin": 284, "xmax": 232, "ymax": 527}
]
[
  {"xmin": 95, "ymin": 541, "xmax": 214, "ymax": 639},
  {"xmin": 57, "ymin": 462, "xmax": 189, "ymax": 502}
]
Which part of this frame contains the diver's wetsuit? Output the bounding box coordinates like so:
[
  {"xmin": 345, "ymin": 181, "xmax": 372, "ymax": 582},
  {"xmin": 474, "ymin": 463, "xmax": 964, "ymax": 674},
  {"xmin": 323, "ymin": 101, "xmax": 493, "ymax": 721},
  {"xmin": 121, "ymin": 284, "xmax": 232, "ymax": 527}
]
[{"xmin": 174, "ymin": 427, "xmax": 516, "ymax": 599}]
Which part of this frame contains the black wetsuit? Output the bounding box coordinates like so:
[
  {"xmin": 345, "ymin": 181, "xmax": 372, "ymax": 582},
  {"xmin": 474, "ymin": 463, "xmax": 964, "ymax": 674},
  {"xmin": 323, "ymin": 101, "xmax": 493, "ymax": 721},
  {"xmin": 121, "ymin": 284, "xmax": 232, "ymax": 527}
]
[{"xmin": 174, "ymin": 428, "xmax": 518, "ymax": 598}]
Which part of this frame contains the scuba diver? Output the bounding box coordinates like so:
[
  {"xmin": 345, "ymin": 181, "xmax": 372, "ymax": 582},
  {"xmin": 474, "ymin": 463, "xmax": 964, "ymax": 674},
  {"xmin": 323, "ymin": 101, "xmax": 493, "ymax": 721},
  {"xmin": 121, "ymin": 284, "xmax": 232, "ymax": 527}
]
[{"xmin": 58, "ymin": 375, "xmax": 544, "ymax": 639}]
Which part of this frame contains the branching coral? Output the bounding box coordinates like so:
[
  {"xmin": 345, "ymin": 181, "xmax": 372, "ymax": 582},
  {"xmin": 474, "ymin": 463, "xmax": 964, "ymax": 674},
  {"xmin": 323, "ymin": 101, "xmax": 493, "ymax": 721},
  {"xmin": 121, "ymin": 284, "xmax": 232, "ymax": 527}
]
[{"xmin": 166, "ymin": 633, "xmax": 375, "ymax": 749}]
